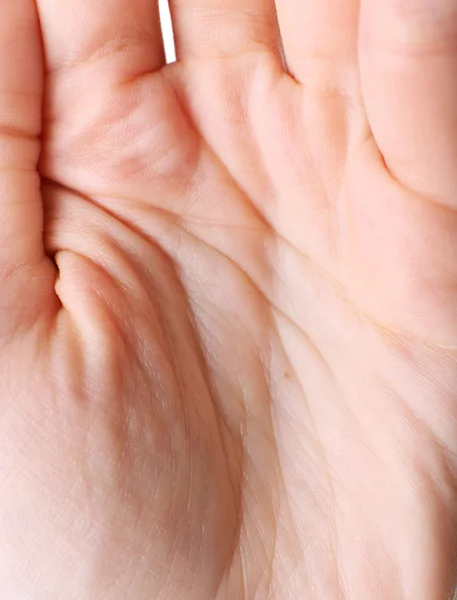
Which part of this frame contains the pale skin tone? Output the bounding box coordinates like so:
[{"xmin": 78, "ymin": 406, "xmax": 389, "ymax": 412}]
[{"xmin": 1, "ymin": 0, "xmax": 457, "ymax": 598}]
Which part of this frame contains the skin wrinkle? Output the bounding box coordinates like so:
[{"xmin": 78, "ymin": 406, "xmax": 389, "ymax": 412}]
[
  {"xmin": 170, "ymin": 5, "xmax": 282, "ymax": 62},
  {"xmin": 268, "ymin": 418, "xmax": 311, "ymax": 599},
  {"xmin": 112, "ymin": 224, "xmax": 244, "ymax": 599},
  {"xmin": 162, "ymin": 64, "xmax": 280, "ymax": 232},
  {"xmin": 37, "ymin": 18, "xmax": 164, "ymax": 77},
  {"xmin": 239, "ymin": 393, "xmax": 279, "ymax": 599},
  {"xmin": 0, "ymin": 126, "xmax": 39, "ymax": 142},
  {"xmin": 44, "ymin": 170, "xmax": 407, "ymax": 416},
  {"xmin": 53, "ymin": 248, "xmax": 233, "ymax": 595},
  {"xmin": 374, "ymin": 392, "xmax": 457, "ymax": 597},
  {"xmin": 379, "ymin": 384, "xmax": 457, "ymax": 506},
  {"xmin": 1, "ymin": 0, "xmax": 457, "ymax": 597},
  {"xmin": 45, "ymin": 183, "xmax": 247, "ymax": 542},
  {"xmin": 268, "ymin": 321, "xmax": 347, "ymax": 598},
  {"xmin": 378, "ymin": 146, "xmax": 457, "ymax": 220},
  {"xmin": 43, "ymin": 59, "xmax": 359, "ymax": 343},
  {"xmin": 4, "ymin": 146, "xmax": 416, "ymax": 482},
  {"xmin": 164, "ymin": 56, "xmax": 282, "ymax": 201},
  {"xmin": 45, "ymin": 177, "xmax": 352, "ymax": 337},
  {"xmin": 266, "ymin": 361, "xmax": 320, "ymax": 600}
]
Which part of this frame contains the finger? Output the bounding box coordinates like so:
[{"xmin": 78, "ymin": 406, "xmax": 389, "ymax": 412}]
[
  {"xmin": 275, "ymin": 0, "xmax": 360, "ymax": 85},
  {"xmin": 36, "ymin": 0, "xmax": 164, "ymax": 80},
  {"xmin": 169, "ymin": 0, "xmax": 281, "ymax": 61},
  {"xmin": 360, "ymin": 0, "xmax": 457, "ymax": 204},
  {"xmin": 0, "ymin": 0, "xmax": 46, "ymax": 279}
]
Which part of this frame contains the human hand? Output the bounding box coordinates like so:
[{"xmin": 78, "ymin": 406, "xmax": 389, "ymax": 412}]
[{"xmin": 1, "ymin": 1, "xmax": 457, "ymax": 598}]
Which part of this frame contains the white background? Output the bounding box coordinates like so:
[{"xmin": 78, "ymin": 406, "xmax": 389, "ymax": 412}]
[{"xmin": 158, "ymin": 0, "xmax": 176, "ymax": 63}]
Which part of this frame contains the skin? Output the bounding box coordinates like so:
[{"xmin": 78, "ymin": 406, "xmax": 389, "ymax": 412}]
[{"xmin": 1, "ymin": 0, "xmax": 457, "ymax": 597}]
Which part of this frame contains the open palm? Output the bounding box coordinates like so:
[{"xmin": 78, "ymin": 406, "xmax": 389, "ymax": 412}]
[{"xmin": 2, "ymin": 1, "xmax": 457, "ymax": 598}]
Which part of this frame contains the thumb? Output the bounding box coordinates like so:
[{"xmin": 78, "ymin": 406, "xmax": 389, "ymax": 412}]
[
  {"xmin": 0, "ymin": 1, "xmax": 55, "ymax": 328},
  {"xmin": 360, "ymin": 0, "xmax": 457, "ymax": 207}
]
